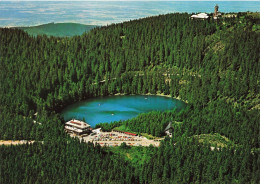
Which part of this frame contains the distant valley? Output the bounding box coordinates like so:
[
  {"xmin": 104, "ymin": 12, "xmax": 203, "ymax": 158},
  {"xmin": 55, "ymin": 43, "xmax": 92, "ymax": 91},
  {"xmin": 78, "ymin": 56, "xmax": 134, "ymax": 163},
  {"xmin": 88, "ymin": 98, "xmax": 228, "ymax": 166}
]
[{"xmin": 15, "ymin": 22, "xmax": 97, "ymax": 37}]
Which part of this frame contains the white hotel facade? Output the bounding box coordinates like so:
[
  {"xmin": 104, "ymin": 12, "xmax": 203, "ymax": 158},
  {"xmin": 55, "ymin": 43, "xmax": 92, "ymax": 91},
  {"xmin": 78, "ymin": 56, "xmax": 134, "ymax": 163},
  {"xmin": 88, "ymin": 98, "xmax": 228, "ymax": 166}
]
[{"xmin": 65, "ymin": 119, "xmax": 91, "ymax": 136}]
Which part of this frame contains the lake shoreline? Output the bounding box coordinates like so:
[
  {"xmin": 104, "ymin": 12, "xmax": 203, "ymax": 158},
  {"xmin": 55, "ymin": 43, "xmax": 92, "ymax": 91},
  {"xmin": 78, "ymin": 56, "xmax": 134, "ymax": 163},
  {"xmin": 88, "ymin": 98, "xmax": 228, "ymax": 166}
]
[
  {"xmin": 62, "ymin": 94, "xmax": 187, "ymax": 126},
  {"xmin": 113, "ymin": 93, "xmax": 188, "ymax": 103}
]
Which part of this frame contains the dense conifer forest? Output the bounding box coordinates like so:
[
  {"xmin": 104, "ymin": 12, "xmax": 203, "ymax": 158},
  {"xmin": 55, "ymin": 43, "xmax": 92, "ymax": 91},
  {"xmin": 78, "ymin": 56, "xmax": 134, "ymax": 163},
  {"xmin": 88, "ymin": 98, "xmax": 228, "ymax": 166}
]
[{"xmin": 0, "ymin": 12, "xmax": 259, "ymax": 183}]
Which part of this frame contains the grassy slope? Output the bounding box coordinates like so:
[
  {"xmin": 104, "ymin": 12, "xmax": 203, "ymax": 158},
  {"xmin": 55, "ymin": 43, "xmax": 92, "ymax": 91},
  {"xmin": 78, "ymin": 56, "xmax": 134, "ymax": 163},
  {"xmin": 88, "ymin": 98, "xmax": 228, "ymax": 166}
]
[
  {"xmin": 17, "ymin": 22, "xmax": 97, "ymax": 37},
  {"xmin": 108, "ymin": 145, "xmax": 156, "ymax": 166},
  {"xmin": 192, "ymin": 133, "xmax": 237, "ymax": 148}
]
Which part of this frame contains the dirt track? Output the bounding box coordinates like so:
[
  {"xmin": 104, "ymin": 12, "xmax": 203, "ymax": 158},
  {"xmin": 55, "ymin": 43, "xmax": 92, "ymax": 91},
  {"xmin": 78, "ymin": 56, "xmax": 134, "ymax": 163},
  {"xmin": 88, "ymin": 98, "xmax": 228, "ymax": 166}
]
[{"xmin": 0, "ymin": 140, "xmax": 34, "ymax": 145}]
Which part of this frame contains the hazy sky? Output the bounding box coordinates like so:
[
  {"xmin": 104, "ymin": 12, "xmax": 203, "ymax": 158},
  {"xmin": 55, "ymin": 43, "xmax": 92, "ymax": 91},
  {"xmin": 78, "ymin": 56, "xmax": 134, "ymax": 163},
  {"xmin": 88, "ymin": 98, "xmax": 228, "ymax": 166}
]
[
  {"xmin": 1, "ymin": 0, "xmax": 259, "ymax": 27},
  {"xmin": 1, "ymin": 0, "xmax": 259, "ymax": 1}
]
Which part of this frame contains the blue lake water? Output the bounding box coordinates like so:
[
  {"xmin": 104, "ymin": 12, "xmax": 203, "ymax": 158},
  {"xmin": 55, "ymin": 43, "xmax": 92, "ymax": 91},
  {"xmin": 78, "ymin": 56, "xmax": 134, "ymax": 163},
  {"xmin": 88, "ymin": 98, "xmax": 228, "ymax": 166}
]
[
  {"xmin": 61, "ymin": 95, "xmax": 186, "ymax": 127},
  {"xmin": 0, "ymin": 1, "xmax": 259, "ymax": 27}
]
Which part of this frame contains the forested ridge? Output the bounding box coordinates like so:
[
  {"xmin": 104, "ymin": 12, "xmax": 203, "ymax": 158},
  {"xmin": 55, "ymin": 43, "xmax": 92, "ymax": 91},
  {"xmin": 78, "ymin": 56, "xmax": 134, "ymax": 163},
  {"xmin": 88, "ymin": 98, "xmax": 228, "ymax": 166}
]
[{"xmin": 0, "ymin": 12, "xmax": 259, "ymax": 183}]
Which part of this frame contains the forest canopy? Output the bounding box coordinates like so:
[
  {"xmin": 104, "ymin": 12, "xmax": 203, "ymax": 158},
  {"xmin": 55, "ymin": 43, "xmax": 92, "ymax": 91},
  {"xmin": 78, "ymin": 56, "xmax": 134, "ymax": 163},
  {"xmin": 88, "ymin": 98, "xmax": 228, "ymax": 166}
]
[{"xmin": 0, "ymin": 12, "xmax": 259, "ymax": 183}]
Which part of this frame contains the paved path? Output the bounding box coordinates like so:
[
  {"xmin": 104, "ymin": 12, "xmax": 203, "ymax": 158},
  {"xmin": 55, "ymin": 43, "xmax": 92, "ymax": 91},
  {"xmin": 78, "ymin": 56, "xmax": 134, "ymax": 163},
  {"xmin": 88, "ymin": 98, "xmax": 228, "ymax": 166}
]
[
  {"xmin": 1, "ymin": 131, "xmax": 162, "ymax": 148},
  {"xmin": 90, "ymin": 140, "xmax": 160, "ymax": 147},
  {"xmin": 82, "ymin": 131, "xmax": 161, "ymax": 147}
]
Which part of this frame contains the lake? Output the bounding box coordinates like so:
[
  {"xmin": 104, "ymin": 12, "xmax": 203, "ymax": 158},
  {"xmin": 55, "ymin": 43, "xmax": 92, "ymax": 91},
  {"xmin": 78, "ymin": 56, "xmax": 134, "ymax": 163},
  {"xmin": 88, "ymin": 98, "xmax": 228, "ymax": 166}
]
[
  {"xmin": 1, "ymin": 1, "xmax": 259, "ymax": 27},
  {"xmin": 61, "ymin": 95, "xmax": 186, "ymax": 127}
]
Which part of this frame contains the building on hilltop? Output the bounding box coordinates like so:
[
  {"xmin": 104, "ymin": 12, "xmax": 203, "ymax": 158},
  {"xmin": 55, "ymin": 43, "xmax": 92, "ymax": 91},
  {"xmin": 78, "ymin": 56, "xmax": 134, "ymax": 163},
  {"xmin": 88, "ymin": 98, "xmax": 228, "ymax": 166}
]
[
  {"xmin": 214, "ymin": 4, "xmax": 219, "ymax": 17},
  {"xmin": 213, "ymin": 4, "xmax": 222, "ymax": 19},
  {"xmin": 65, "ymin": 119, "xmax": 91, "ymax": 136},
  {"xmin": 190, "ymin": 13, "xmax": 209, "ymax": 19},
  {"xmin": 191, "ymin": 5, "xmax": 221, "ymax": 20}
]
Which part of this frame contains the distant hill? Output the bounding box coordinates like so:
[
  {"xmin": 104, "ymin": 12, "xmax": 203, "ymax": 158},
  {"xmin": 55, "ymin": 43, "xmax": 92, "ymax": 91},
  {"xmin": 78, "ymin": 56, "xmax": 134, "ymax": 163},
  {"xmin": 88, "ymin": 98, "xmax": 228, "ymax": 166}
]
[{"xmin": 16, "ymin": 22, "xmax": 97, "ymax": 37}]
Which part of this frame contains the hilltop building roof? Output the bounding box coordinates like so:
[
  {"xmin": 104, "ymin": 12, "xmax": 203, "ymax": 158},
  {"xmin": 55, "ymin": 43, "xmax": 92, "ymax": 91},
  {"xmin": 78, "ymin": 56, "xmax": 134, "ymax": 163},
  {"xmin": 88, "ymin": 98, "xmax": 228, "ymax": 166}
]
[{"xmin": 191, "ymin": 13, "xmax": 209, "ymax": 19}]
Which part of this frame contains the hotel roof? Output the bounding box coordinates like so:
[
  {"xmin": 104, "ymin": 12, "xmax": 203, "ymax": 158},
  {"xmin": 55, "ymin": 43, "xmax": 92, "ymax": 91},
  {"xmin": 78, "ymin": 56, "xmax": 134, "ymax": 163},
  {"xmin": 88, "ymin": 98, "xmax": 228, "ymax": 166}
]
[{"xmin": 65, "ymin": 119, "xmax": 91, "ymax": 129}]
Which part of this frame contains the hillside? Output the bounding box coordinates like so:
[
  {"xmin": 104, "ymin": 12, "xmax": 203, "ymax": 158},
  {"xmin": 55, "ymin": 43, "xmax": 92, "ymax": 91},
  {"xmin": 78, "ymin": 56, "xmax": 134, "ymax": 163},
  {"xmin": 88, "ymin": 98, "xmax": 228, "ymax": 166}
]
[
  {"xmin": 16, "ymin": 22, "xmax": 97, "ymax": 37},
  {"xmin": 0, "ymin": 12, "xmax": 259, "ymax": 183}
]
